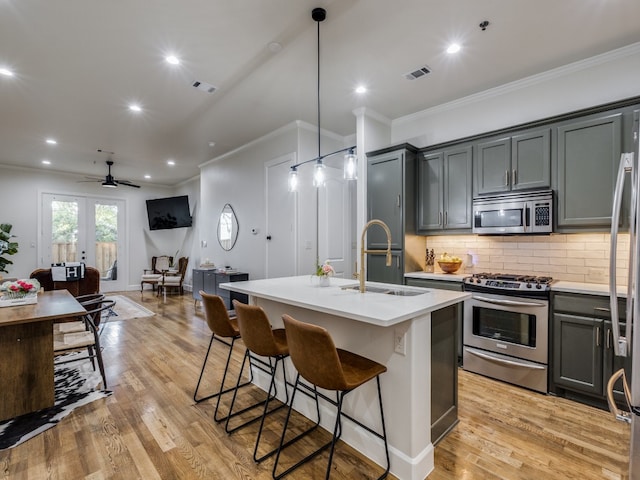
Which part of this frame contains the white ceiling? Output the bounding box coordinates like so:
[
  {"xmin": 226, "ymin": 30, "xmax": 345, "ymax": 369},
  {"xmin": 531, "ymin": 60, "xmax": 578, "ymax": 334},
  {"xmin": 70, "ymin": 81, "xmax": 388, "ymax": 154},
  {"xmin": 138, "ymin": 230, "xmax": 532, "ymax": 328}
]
[{"xmin": 1, "ymin": 0, "xmax": 640, "ymax": 187}]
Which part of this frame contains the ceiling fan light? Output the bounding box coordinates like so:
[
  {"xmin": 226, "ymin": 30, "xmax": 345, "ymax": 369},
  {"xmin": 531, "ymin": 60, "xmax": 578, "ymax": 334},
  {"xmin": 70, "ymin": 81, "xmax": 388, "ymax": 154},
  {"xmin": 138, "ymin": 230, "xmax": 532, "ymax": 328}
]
[{"xmin": 102, "ymin": 181, "xmax": 117, "ymax": 188}]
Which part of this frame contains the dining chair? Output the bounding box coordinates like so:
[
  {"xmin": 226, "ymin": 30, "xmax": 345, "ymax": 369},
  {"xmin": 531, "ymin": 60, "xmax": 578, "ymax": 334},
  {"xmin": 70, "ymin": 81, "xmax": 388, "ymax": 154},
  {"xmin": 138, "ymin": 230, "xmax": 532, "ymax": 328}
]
[{"xmin": 53, "ymin": 298, "xmax": 116, "ymax": 388}]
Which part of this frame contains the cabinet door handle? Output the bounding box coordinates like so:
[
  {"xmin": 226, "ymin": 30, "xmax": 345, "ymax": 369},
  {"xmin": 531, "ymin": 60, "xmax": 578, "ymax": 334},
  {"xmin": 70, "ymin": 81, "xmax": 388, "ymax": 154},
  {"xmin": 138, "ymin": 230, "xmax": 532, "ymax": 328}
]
[
  {"xmin": 396, "ymin": 256, "xmax": 400, "ymax": 268},
  {"xmin": 512, "ymin": 169, "xmax": 517, "ymax": 186},
  {"xmin": 397, "ymin": 195, "xmax": 401, "ymax": 207},
  {"xmin": 594, "ymin": 307, "xmax": 611, "ymax": 313},
  {"xmin": 444, "ymin": 211, "xmax": 448, "ymax": 226},
  {"xmin": 607, "ymin": 329, "xmax": 612, "ymax": 349},
  {"xmin": 596, "ymin": 326, "xmax": 601, "ymax": 347},
  {"xmin": 505, "ymin": 170, "xmax": 509, "ymax": 186},
  {"xmin": 439, "ymin": 211, "xmax": 443, "ymax": 225}
]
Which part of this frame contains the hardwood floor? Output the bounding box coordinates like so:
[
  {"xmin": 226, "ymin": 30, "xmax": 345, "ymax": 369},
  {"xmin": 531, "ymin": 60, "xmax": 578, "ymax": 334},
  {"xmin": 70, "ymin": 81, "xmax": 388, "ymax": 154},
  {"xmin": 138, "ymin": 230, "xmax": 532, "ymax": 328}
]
[{"xmin": 0, "ymin": 291, "xmax": 631, "ymax": 479}]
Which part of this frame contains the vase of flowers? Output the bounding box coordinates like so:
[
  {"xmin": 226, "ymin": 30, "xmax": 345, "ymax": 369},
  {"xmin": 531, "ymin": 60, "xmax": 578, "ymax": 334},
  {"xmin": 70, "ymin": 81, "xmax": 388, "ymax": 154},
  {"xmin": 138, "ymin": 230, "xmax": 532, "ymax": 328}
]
[
  {"xmin": 0, "ymin": 278, "xmax": 40, "ymax": 307},
  {"xmin": 315, "ymin": 259, "xmax": 335, "ymax": 287}
]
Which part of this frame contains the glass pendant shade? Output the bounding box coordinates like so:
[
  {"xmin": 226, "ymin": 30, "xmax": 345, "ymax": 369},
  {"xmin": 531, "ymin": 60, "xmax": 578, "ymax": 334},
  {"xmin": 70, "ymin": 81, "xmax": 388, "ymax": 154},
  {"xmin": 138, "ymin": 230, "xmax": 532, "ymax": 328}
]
[
  {"xmin": 288, "ymin": 169, "xmax": 299, "ymax": 192},
  {"xmin": 343, "ymin": 151, "xmax": 357, "ymax": 180},
  {"xmin": 313, "ymin": 162, "xmax": 326, "ymax": 188}
]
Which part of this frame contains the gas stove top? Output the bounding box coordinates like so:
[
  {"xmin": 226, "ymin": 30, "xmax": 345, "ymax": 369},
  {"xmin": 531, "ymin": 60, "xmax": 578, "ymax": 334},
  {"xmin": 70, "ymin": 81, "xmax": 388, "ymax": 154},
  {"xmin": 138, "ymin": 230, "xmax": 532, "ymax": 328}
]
[{"xmin": 463, "ymin": 272, "xmax": 554, "ymax": 292}]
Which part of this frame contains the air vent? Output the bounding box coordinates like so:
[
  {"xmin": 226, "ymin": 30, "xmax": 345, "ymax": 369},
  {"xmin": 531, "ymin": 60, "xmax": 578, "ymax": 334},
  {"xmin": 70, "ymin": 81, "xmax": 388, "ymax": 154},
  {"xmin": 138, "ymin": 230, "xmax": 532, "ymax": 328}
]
[
  {"xmin": 403, "ymin": 65, "xmax": 431, "ymax": 80},
  {"xmin": 191, "ymin": 80, "xmax": 217, "ymax": 94}
]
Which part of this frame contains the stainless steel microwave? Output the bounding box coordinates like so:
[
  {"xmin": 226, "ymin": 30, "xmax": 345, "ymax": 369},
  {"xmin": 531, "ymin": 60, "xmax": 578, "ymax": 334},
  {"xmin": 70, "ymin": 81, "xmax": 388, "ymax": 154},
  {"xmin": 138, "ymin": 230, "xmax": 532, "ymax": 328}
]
[{"xmin": 472, "ymin": 190, "xmax": 553, "ymax": 235}]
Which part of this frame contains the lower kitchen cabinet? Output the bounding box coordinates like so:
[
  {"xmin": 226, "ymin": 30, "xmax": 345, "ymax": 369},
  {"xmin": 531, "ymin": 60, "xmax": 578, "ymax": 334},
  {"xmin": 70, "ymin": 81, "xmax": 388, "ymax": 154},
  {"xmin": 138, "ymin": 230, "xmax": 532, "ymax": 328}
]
[
  {"xmin": 551, "ymin": 292, "xmax": 631, "ymax": 407},
  {"xmin": 405, "ymin": 277, "xmax": 464, "ymax": 365},
  {"xmin": 367, "ymin": 251, "xmax": 404, "ymax": 285},
  {"xmin": 430, "ymin": 304, "xmax": 459, "ymax": 444},
  {"xmin": 192, "ymin": 269, "xmax": 249, "ymax": 310}
]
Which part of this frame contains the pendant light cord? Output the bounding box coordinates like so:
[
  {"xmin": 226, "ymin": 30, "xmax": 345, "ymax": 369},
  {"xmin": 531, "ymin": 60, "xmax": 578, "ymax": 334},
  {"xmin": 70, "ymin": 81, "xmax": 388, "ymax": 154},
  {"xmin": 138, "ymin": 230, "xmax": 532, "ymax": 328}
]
[{"xmin": 316, "ymin": 16, "xmax": 321, "ymax": 160}]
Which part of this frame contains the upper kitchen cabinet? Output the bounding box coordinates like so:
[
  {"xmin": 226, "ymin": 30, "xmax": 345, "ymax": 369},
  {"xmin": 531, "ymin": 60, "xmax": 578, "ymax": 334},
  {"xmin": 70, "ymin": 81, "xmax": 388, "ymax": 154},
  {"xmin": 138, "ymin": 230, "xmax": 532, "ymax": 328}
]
[
  {"xmin": 417, "ymin": 146, "xmax": 472, "ymax": 233},
  {"xmin": 367, "ymin": 145, "xmax": 416, "ymax": 249},
  {"xmin": 474, "ymin": 129, "xmax": 550, "ymax": 196},
  {"xmin": 555, "ymin": 112, "xmax": 622, "ymax": 230}
]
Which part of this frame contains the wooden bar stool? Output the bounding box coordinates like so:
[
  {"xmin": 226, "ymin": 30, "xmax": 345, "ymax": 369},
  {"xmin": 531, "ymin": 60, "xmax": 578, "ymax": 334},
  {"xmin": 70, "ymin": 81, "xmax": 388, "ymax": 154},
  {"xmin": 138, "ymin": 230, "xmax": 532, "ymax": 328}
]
[
  {"xmin": 193, "ymin": 292, "xmax": 261, "ymax": 424},
  {"xmin": 273, "ymin": 314, "xmax": 390, "ymax": 480}
]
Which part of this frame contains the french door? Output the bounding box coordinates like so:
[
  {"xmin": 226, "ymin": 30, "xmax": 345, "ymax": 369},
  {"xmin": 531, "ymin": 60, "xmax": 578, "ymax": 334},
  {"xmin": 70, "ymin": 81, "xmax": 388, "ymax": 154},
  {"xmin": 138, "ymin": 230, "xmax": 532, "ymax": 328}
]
[{"xmin": 41, "ymin": 193, "xmax": 126, "ymax": 292}]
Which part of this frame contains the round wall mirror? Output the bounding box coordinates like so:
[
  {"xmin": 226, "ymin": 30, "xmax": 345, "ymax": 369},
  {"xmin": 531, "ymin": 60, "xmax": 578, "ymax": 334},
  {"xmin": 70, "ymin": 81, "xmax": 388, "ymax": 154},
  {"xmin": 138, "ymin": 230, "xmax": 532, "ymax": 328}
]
[{"xmin": 217, "ymin": 203, "xmax": 239, "ymax": 251}]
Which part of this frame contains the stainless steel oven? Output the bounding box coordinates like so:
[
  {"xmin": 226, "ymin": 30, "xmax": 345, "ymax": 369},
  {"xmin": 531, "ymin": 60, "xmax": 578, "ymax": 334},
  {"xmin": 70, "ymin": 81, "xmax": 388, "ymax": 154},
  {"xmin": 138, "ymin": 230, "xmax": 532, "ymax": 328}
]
[{"xmin": 463, "ymin": 273, "xmax": 552, "ymax": 393}]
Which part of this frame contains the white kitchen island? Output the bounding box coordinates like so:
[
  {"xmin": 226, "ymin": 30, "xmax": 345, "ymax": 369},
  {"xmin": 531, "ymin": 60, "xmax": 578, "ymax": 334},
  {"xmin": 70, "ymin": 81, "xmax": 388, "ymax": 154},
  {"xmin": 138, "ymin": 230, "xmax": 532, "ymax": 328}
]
[{"xmin": 220, "ymin": 275, "xmax": 470, "ymax": 480}]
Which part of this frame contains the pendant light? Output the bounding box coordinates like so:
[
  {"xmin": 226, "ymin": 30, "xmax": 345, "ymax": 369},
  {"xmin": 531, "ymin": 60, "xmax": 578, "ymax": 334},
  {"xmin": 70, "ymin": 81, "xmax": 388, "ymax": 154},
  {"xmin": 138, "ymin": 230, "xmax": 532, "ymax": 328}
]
[{"xmin": 287, "ymin": 7, "xmax": 357, "ymax": 192}]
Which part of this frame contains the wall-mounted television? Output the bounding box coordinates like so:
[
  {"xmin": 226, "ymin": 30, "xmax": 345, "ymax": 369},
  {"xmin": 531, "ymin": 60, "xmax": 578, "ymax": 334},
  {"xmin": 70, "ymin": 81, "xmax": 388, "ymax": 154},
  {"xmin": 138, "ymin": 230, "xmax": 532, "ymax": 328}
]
[{"xmin": 146, "ymin": 195, "xmax": 192, "ymax": 230}]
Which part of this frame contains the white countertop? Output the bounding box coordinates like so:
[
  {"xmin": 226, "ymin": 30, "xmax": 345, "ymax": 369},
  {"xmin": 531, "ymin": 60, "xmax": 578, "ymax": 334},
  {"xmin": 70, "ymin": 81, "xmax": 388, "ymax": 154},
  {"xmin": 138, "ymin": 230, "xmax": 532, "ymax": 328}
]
[{"xmin": 220, "ymin": 275, "xmax": 470, "ymax": 327}]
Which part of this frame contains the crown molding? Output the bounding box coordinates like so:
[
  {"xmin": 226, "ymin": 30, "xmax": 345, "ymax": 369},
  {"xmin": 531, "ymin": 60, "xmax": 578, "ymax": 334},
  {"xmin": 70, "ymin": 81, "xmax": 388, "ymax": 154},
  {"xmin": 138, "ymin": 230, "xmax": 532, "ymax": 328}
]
[
  {"xmin": 352, "ymin": 107, "xmax": 391, "ymax": 126},
  {"xmin": 394, "ymin": 42, "xmax": 640, "ymax": 127}
]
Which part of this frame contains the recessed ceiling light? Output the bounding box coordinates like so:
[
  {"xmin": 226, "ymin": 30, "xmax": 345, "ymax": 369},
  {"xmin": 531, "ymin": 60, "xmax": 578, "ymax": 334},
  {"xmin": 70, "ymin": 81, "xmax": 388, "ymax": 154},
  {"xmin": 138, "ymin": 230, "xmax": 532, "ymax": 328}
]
[
  {"xmin": 42, "ymin": 160, "xmax": 51, "ymax": 165},
  {"xmin": 355, "ymin": 85, "xmax": 367, "ymax": 94},
  {"xmin": 129, "ymin": 104, "xmax": 142, "ymax": 113},
  {"xmin": 208, "ymin": 141, "xmax": 216, "ymax": 147},
  {"xmin": 46, "ymin": 138, "xmax": 57, "ymax": 145},
  {"xmin": 446, "ymin": 43, "xmax": 461, "ymax": 54},
  {"xmin": 165, "ymin": 55, "xmax": 180, "ymax": 65},
  {"xmin": 144, "ymin": 174, "xmax": 151, "ymax": 179},
  {"xmin": 0, "ymin": 68, "xmax": 14, "ymax": 77},
  {"xmin": 167, "ymin": 160, "xmax": 175, "ymax": 166}
]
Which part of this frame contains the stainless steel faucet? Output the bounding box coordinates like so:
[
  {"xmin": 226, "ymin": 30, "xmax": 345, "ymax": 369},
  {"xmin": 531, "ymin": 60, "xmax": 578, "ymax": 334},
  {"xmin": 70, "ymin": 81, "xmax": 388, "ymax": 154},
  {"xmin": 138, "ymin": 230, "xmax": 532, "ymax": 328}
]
[{"xmin": 359, "ymin": 219, "xmax": 392, "ymax": 293}]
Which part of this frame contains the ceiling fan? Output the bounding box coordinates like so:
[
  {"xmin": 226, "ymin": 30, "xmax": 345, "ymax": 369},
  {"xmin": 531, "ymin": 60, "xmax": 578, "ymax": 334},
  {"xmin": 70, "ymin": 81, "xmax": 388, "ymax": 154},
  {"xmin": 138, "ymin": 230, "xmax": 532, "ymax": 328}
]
[{"xmin": 81, "ymin": 160, "xmax": 140, "ymax": 188}]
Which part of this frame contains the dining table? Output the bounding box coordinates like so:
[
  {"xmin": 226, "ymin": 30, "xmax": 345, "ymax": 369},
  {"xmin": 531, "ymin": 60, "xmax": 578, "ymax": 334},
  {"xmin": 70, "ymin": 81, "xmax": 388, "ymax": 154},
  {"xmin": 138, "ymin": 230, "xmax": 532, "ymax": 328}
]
[{"xmin": 0, "ymin": 290, "xmax": 86, "ymax": 421}]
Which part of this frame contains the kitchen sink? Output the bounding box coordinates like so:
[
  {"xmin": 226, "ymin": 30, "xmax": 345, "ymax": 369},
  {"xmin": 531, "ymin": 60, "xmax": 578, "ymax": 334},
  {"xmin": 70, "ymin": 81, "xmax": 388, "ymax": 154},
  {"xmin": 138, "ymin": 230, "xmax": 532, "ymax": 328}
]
[{"xmin": 341, "ymin": 285, "xmax": 426, "ymax": 296}]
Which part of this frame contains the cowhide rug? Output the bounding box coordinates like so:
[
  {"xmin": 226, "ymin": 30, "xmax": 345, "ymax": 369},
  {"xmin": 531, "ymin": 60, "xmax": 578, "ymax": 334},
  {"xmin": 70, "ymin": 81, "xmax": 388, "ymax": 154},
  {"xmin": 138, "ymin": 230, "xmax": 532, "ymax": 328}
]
[{"xmin": 0, "ymin": 358, "xmax": 111, "ymax": 450}]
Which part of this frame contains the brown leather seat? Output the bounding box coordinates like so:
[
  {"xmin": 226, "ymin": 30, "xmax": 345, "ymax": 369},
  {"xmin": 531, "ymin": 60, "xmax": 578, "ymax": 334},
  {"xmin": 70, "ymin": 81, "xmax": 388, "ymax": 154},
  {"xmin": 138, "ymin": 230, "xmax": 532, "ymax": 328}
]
[
  {"xmin": 193, "ymin": 292, "xmax": 256, "ymax": 424},
  {"xmin": 274, "ymin": 314, "xmax": 390, "ymax": 480},
  {"xmin": 30, "ymin": 266, "xmax": 100, "ymax": 297},
  {"xmin": 230, "ymin": 300, "xmax": 291, "ymax": 462}
]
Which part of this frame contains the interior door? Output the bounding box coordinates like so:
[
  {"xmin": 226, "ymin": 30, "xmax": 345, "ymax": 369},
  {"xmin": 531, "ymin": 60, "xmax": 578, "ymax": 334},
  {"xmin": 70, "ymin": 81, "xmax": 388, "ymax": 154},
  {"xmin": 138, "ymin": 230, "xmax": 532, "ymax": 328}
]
[
  {"xmin": 265, "ymin": 154, "xmax": 297, "ymax": 278},
  {"xmin": 41, "ymin": 193, "xmax": 126, "ymax": 292},
  {"xmin": 318, "ymin": 165, "xmax": 352, "ymax": 278}
]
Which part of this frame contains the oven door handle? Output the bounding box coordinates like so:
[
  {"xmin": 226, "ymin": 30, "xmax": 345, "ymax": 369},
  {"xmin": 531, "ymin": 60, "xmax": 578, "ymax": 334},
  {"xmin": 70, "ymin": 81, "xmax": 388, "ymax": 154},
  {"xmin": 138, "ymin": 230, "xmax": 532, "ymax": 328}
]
[
  {"xmin": 473, "ymin": 296, "xmax": 546, "ymax": 308},
  {"xmin": 466, "ymin": 348, "xmax": 546, "ymax": 370}
]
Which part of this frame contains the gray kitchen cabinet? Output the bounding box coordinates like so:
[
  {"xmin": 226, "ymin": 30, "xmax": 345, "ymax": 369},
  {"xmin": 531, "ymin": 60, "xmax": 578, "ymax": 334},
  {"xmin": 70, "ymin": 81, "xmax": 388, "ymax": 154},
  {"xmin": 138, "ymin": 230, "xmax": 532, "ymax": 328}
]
[
  {"xmin": 192, "ymin": 269, "xmax": 249, "ymax": 310},
  {"xmin": 555, "ymin": 112, "xmax": 622, "ymax": 229},
  {"xmin": 474, "ymin": 130, "xmax": 550, "ymax": 196},
  {"xmin": 553, "ymin": 312, "xmax": 603, "ymax": 396},
  {"xmin": 551, "ymin": 292, "xmax": 631, "ymax": 405},
  {"xmin": 475, "ymin": 137, "xmax": 511, "ymax": 195},
  {"xmin": 405, "ymin": 277, "xmax": 464, "ymax": 365},
  {"xmin": 416, "ymin": 145, "xmax": 472, "ymax": 233},
  {"xmin": 430, "ymin": 304, "xmax": 459, "ymax": 444},
  {"xmin": 367, "ymin": 252, "xmax": 404, "ymax": 285},
  {"xmin": 366, "ymin": 145, "xmax": 417, "ymax": 284}
]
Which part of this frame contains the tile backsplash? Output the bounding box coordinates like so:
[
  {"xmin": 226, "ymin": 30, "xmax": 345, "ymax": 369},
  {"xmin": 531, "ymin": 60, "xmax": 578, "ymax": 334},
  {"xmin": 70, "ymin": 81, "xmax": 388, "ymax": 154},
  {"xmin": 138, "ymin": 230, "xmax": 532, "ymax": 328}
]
[{"xmin": 407, "ymin": 233, "xmax": 629, "ymax": 285}]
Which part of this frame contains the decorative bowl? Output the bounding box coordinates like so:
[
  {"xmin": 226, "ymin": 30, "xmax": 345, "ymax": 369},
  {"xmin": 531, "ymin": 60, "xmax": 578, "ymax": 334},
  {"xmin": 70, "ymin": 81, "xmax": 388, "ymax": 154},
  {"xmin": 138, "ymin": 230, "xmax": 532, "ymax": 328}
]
[{"xmin": 437, "ymin": 260, "xmax": 462, "ymax": 274}]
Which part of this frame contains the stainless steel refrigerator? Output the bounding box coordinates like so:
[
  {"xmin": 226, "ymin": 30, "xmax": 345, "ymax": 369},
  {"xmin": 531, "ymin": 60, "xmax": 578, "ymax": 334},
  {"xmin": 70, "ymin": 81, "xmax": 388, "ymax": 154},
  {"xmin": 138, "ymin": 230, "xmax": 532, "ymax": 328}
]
[{"xmin": 608, "ymin": 120, "xmax": 640, "ymax": 478}]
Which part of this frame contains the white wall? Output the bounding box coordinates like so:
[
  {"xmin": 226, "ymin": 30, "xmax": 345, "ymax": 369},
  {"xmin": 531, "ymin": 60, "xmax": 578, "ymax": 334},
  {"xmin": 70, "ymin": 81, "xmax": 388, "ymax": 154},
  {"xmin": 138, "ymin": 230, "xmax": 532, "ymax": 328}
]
[
  {"xmin": 199, "ymin": 121, "xmax": 348, "ymax": 280},
  {"xmin": 0, "ymin": 165, "xmax": 199, "ymax": 290},
  {"xmin": 391, "ymin": 43, "xmax": 640, "ymax": 147}
]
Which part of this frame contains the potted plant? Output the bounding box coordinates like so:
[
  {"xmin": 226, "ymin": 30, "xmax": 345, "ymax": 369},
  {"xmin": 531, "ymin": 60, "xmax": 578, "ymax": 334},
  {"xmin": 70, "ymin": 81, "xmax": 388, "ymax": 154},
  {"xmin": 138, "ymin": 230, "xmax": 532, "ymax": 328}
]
[{"xmin": 0, "ymin": 223, "xmax": 19, "ymax": 276}]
